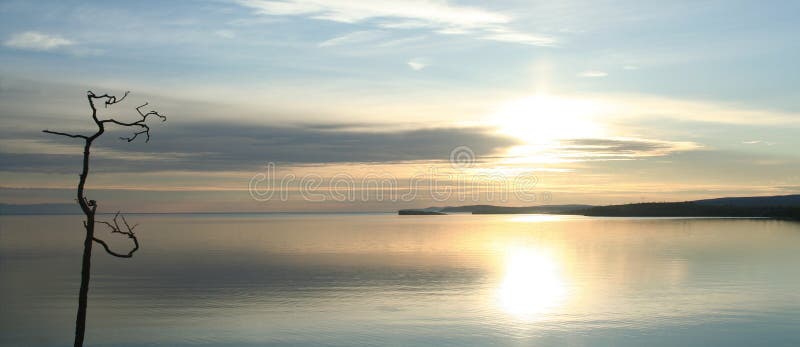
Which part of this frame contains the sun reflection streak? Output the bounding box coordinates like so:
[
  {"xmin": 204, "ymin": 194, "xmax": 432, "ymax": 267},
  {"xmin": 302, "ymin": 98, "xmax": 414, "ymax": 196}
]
[
  {"xmin": 496, "ymin": 246, "xmax": 568, "ymax": 320},
  {"xmin": 508, "ymin": 214, "xmax": 564, "ymax": 223}
]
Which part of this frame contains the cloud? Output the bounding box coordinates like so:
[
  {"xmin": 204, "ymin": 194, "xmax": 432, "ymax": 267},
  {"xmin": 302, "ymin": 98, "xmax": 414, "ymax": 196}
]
[
  {"xmin": 481, "ymin": 28, "xmax": 555, "ymax": 46},
  {"xmin": 407, "ymin": 58, "xmax": 427, "ymax": 71},
  {"xmin": 578, "ymin": 70, "xmax": 608, "ymax": 78},
  {"xmin": 318, "ymin": 30, "xmax": 384, "ymax": 47},
  {"xmin": 742, "ymin": 140, "xmax": 776, "ymax": 146},
  {"xmin": 560, "ymin": 137, "xmax": 700, "ymax": 159},
  {"xmin": 4, "ymin": 31, "xmax": 74, "ymax": 51},
  {"xmin": 237, "ymin": 0, "xmax": 554, "ymax": 46},
  {"xmin": 214, "ymin": 30, "xmax": 237, "ymax": 39},
  {"xmin": 529, "ymin": 92, "xmax": 800, "ymax": 126},
  {"xmin": 610, "ymin": 94, "xmax": 800, "ymax": 125},
  {"xmin": 319, "ymin": 31, "xmax": 436, "ymax": 50},
  {"xmin": 1, "ymin": 123, "xmax": 519, "ymax": 173},
  {"xmin": 376, "ymin": 35, "xmax": 428, "ymax": 48}
]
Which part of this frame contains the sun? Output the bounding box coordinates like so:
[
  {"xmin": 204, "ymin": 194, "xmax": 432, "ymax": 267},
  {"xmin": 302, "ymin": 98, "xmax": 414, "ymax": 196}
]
[
  {"xmin": 496, "ymin": 246, "xmax": 568, "ymax": 320},
  {"xmin": 491, "ymin": 94, "xmax": 608, "ymax": 145}
]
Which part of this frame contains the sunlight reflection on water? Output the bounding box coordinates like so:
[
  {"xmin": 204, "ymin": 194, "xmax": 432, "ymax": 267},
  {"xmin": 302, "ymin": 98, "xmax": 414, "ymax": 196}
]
[{"xmin": 496, "ymin": 246, "xmax": 567, "ymax": 321}]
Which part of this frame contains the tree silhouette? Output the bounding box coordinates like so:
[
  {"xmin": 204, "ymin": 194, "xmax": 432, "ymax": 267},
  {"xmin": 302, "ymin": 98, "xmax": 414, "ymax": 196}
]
[{"xmin": 43, "ymin": 91, "xmax": 165, "ymax": 347}]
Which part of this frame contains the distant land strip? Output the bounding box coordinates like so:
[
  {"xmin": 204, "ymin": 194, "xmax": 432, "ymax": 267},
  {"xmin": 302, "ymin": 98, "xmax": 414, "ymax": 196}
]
[{"xmin": 398, "ymin": 194, "xmax": 800, "ymax": 220}]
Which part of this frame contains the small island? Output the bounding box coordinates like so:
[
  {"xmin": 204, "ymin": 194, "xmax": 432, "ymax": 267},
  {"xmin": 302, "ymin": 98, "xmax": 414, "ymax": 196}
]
[{"xmin": 398, "ymin": 210, "xmax": 447, "ymax": 215}]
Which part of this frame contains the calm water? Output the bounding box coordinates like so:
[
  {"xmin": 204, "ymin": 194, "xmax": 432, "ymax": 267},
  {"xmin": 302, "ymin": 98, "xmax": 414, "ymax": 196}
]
[{"xmin": 1, "ymin": 214, "xmax": 799, "ymax": 346}]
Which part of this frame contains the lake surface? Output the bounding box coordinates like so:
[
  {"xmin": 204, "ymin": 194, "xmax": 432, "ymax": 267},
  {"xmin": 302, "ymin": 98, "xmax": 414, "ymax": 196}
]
[{"xmin": 1, "ymin": 214, "xmax": 799, "ymax": 346}]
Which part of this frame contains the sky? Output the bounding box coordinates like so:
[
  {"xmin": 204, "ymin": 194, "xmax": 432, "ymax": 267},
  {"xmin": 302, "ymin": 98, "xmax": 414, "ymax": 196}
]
[{"xmin": 0, "ymin": 0, "xmax": 799, "ymax": 212}]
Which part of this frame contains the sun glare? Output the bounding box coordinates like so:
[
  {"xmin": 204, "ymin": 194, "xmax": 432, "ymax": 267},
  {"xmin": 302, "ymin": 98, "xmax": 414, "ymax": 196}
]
[
  {"xmin": 497, "ymin": 246, "xmax": 568, "ymax": 320},
  {"xmin": 492, "ymin": 94, "xmax": 607, "ymax": 145}
]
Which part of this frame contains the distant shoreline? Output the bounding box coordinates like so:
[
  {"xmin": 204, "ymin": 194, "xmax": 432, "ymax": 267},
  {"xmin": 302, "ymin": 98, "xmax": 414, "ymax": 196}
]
[
  {"xmin": 3, "ymin": 194, "xmax": 799, "ymax": 219},
  {"xmin": 397, "ymin": 194, "xmax": 800, "ymax": 220}
]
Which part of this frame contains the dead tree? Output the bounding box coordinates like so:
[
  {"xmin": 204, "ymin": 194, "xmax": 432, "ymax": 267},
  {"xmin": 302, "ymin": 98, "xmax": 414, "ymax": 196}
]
[{"xmin": 43, "ymin": 91, "xmax": 165, "ymax": 347}]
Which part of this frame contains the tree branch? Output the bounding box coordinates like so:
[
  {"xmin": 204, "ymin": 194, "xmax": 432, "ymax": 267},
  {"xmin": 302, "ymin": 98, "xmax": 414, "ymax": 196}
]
[
  {"xmin": 99, "ymin": 101, "xmax": 167, "ymax": 143},
  {"xmin": 42, "ymin": 130, "xmax": 88, "ymax": 140},
  {"xmin": 93, "ymin": 212, "xmax": 140, "ymax": 258},
  {"xmin": 88, "ymin": 90, "xmax": 130, "ymax": 108}
]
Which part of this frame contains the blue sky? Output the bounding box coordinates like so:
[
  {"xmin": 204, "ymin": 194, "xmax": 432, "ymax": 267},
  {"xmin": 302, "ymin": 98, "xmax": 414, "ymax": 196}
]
[{"xmin": 1, "ymin": 0, "xmax": 799, "ymax": 211}]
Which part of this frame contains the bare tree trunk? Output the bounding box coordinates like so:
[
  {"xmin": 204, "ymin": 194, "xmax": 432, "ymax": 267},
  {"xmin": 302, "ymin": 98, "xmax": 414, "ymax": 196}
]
[
  {"xmin": 74, "ymin": 220, "xmax": 93, "ymax": 347},
  {"xmin": 74, "ymin": 140, "xmax": 95, "ymax": 347}
]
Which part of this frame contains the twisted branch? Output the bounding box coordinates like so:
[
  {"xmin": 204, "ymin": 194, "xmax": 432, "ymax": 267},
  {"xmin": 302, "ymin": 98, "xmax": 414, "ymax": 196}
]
[
  {"xmin": 88, "ymin": 90, "xmax": 129, "ymax": 108},
  {"xmin": 42, "ymin": 130, "xmax": 88, "ymax": 139},
  {"xmin": 102, "ymin": 103, "xmax": 167, "ymax": 142},
  {"xmin": 93, "ymin": 212, "xmax": 140, "ymax": 258},
  {"xmin": 42, "ymin": 90, "xmax": 166, "ymax": 143}
]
